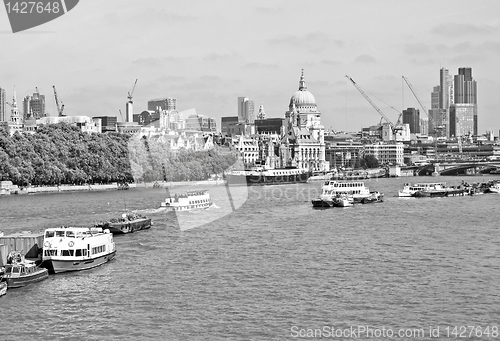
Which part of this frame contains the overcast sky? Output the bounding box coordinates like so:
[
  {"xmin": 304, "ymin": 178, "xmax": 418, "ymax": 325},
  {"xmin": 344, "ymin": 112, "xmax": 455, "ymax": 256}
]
[{"xmin": 1, "ymin": 0, "xmax": 499, "ymax": 133}]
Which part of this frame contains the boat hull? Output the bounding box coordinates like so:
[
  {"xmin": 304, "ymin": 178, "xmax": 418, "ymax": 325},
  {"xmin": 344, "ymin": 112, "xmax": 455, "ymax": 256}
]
[
  {"xmin": 311, "ymin": 198, "xmax": 334, "ymax": 208},
  {"xmin": 2, "ymin": 268, "xmax": 49, "ymax": 288},
  {"xmin": 97, "ymin": 218, "xmax": 152, "ymax": 235},
  {"xmin": 0, "ymin": 282, "xmax": 6, "ymax": 296},
  {"xmin": 43, "ymin": 250, "xmax": 116, "ymax": 274},
  {"xmin": 226, "ymin": 172, "xmax": 311, "ymax": 186}
]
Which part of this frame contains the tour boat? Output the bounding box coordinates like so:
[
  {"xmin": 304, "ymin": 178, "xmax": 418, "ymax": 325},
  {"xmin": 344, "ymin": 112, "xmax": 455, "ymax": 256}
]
[
  {"xmin": 95, "ymin": 212, "xmax": 152, "ymax": 234},
  {"xmin": 1, "ymin": 251, "xmax": 49, "ymax": 288},
  {"xmin": 160, "ymin": 190, "xmax": 213, "ymax": 211},
  {"xmin": 42, "ymin": 226, "xmax": 116, "ymax": 273},
  {"xmin": 225, "ymin": 167, "xmax": 311, "ymax": 186},
  {"xmin": 398, "ymin": 182, "xmax": 447, "ymax": 197},
  {"xmin": 319, "ymin": 180, "xmax": 371, "ymax": 203}
]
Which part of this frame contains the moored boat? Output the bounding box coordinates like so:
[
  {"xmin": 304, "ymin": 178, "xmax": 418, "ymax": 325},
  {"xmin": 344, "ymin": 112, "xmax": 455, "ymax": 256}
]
[
  {"xmin": 226, "ymin": 167, "xmax": 311, "ymax": 186},
  {"xmin": 331, "ymin": 194, "xmax": 354, "ymax": 207},
  {"xmin": 95, "ymin": 212, "xmax": 151, "ymax": 234},
  {"xmin": 41, "ymin": 226, "xmax": 116, "ymax": 274},
  {"xmin": 361, "ymin": 191, "xmax": 384, "ymax": 204},
  {"xmin": 488, "ymin": 182, "xmax": 500, "ymax": 193},
  {"xmin": 398, "ymin": 182, "xmax": 447, "ymax": 197},
  {"xmin": 0, "ymin": 251, "xmax": 49, "ymax": 288},
  {"xmin": 160, "ymin": 189, "xmax": 213, "ymax": 211}
]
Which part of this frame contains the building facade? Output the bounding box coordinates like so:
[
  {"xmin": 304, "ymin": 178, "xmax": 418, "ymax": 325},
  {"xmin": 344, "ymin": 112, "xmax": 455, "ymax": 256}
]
[
  {"xmin": 363, "ymin": 142, "xmax": 404, "ymax": 166},
  {"xmin": 402, "ymin": 108, "xmax": 420, "ymax": 134},
  {"xmin": 148, "ymin": 98, "xmax": 177, "ymax": 112},
  {"xmin": 280, "ymin": 70, "xmax": 326, "ymax": 171},
  {"xmin": 450, "ymin": 67, "xmax": 477, "ymax": 137}
]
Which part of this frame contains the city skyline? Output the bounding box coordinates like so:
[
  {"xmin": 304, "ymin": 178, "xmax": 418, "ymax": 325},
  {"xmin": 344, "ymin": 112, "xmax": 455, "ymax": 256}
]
[{"xmin": 1, "ymin": 0, "xmax": 499, "ymax": 134}]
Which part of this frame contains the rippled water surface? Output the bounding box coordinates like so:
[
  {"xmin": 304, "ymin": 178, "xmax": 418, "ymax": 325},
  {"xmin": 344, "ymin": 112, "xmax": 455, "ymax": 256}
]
[{"xmin": 0, "ymin": 176, "xmax": 499, "ymax": 340}]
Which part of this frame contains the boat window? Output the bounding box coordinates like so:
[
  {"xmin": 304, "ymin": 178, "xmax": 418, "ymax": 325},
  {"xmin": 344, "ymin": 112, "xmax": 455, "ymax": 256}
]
[
  {"xmin": 66, "ymin": 231, "xmax": 75, "ymax": 238},
  {"xmin": 56, "ymin": 231, "xmax": 65, "ymax": 237},
  {"xmin": 45, "ymin": 231, "xmax": 55, "ymax": 238},
  {"xmin": 5, "ymin": 267, "xmax": 12, "ymax": 273},
  {"xmin": 62, "ymin": 250, "xmax": 71, "ymax": 256},
  {"xmin": 13, "ymin": 267, "xmax": 20, "ymax": 273}
]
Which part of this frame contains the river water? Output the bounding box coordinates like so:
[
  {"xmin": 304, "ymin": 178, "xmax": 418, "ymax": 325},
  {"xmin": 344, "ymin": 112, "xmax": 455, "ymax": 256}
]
[{"xmin": 0, "ymin": 175, "xmax": 499, "ymax": 340}]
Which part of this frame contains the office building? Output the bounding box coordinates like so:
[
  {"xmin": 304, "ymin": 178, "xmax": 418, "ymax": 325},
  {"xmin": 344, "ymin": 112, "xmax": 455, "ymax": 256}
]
[
  {"xmin": 148, "ymin": 98, "xmax": 177, "ymax": 112},
  {"xmin": 450, "ymin": 67, "xmax": 477, "ymax": 137},
  {"xmin": 402, "ymin": 108, "xmax": 420, "ymax": 134},
  {"xmin": 237, "ymin": 97, "xmax": 255, "ymax": 124}
]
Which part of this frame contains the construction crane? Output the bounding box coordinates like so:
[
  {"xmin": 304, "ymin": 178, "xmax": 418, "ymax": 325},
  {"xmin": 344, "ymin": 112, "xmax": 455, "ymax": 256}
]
[
  {"xmin": 401, "ymin": 76, "xmax": 441, "ymax": 132},
  {"xmin": 127, "ymin": 79, "xmax": 138, "ymax": 103},
  {"xmin": 118, "ymin": 109, "xmax": 124, "ymax": 121},
  {"xmin": 345, "ymin": 75, "xmax": 402, "ymax": 131},
  {"xmin": 53, "ymin": 85, "xmax": 65, "ymax": 117}
]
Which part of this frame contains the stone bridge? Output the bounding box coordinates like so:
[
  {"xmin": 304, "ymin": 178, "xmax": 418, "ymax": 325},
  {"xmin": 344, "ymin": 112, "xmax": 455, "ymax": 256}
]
[{"xmin": 403, "ymin": 161, "xmax": 500, "ymax": 176}]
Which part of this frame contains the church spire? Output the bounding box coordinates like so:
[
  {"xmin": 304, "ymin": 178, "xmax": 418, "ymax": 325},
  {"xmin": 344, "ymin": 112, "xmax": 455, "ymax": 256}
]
[{"xmin": 298, "ymin": 69, "xmax": 307, "ymax": 90}]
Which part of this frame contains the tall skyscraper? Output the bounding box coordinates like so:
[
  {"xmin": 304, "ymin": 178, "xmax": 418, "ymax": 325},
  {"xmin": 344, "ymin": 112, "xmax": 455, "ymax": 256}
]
[
  {"xmin": 237, "ymin": 97, "xmax": 255, "ymax": 124},
  {"xmin": 450, "ymin": 67, "xmax": 477, "ymax": 137},
  {"xmin": 438, "ymin": 67, "xmax": 454, "ymax": 137},
  {"xmin": 428, "ymin": 85, "xmax": 442, "ymax": 136},
  {"xmin": 402, "ymin": 108, "xmax": 420, "ymax": 134},
  {"xmin": 0, "ymin": 87, "xmax": 6, "ymax": 122}
]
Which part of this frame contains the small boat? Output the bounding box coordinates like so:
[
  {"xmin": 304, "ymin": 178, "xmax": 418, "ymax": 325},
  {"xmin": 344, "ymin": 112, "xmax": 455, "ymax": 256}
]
[
  {"xmin": 95, "ymin": 212, "xmax": 152, "ymax": 234},
  {"xmin": 160, "ymin": 189, "xmax": 213, "ymax": 211},
  {"xmin": 42, "ymin": 226, "xmax": 116, "ymax": 274},
  {"xmin": 331, "ymin": 194, "xmax": 354, "ymax": 207},
  {"xmin": 0, "ymin": 251, "xmax": 49, "ymax": 288},
  {"xmin": 0, "ymin": 280, "xmax": 7, "ymax": 296},
  {"xmin": 361, "ymin": 191, "xmax": 384, "ymax": 204},
  {"xmin": 488, "ymin": 182, "xmax": 500, "ymax": 193}
]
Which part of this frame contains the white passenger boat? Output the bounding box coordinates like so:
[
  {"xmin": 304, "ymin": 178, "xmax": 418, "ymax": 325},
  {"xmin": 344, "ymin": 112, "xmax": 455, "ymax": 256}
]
[
  {"xmin": 160, "ymin": 190, "xmax": 213, "ymax": 211},
  {"xmin": 42, "ymin": 226, "xmax": 116, "ymax": 274},
  {"xmin": 398, "ymin": 182, "xmax": 447, "ymax": 197},
  {"xmin": 320, "ymin": 180, "xmax": 371, "ymax": 202}
]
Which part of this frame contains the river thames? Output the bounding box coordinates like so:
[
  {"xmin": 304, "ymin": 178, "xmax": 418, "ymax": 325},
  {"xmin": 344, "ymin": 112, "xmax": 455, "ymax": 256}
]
[{"xmin": 0, "ymin": 175, "xmax": 499, "ymax": 340}]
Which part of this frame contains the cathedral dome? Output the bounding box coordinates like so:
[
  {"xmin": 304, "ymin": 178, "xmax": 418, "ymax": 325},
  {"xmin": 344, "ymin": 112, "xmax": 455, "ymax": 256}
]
[{"xmin": 289, "ymin": 70, "xmax": 317, "ymax": 109}]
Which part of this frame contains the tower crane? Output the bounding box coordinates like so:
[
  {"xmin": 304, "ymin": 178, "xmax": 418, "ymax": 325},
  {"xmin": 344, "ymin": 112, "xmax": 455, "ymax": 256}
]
[
  {"xmin": 401, "ymin": 76, "xmax": 443, "ymax": 133},
  {"xmin": 345, "ymin": 75, "xmax": 402, "ymax": 133},
  {"xmin": 53, "ymin": 85, "xmax": 65, "ymax": 117},
  {"xmin": 127, "ymin": 79, "xmax": 138, "ymax": 103},
  {"xmin": 119, "ymin": 109, "xmax": 124, "ymax": 121}
]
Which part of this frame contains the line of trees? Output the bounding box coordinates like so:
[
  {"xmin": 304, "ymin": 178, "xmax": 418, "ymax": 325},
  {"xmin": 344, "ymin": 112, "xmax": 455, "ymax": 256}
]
[{"xmin": 0, "ymin": 123, "xmax": 238, "ymax": 186}]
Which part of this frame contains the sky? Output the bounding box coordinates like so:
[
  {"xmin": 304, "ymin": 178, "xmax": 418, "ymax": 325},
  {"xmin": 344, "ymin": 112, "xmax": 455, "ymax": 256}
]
[{"xmin": 1, "ymin": 0, "xmax": 500, "ymax": 134}]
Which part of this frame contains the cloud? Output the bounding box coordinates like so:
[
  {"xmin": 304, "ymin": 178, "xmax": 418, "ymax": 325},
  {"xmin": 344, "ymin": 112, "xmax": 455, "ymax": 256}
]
[
  {"xmin": 353, "ymin": 54, "xmax": 377, "ymax": 63},
  {"xmin": 203, "ymin": 52, "xmax": 239, "ymax": 62},
  {"xmin": 132, "ymin": 56, "xmax": 183, "ymax": 67},
  {"xmin": 268, "ymin": 32, "xmax": 345, "ymax": 50},
  {"xmin": 431, "ymin": 23, "xmax": 497, "ymax": 37},
  {"xmin": 242, "ymin": 62, "xmax": 279, "ymax": 69}
]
